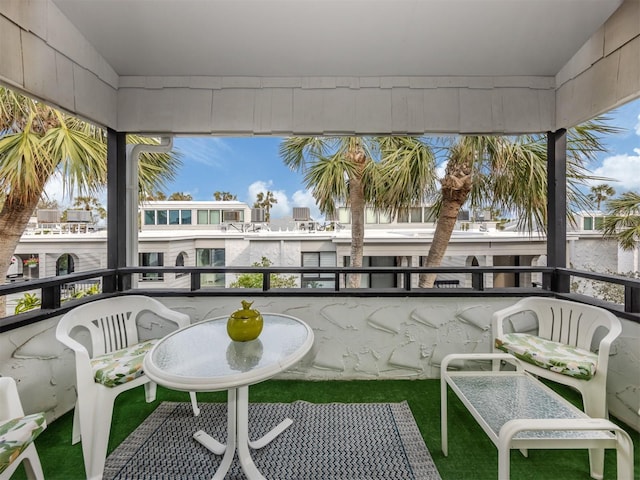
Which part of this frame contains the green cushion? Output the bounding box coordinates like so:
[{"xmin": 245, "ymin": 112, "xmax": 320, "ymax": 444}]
[
  {"xmin": 495, "ymin": 333, "xmax": 597, "ymax": 380},
  {"xmin": 91, "ymin": 340, "xmax": 158, "ymax": 388},
  {"xmin": 0, "ymin": 413, "xmax": 46, "ymax": 474}
]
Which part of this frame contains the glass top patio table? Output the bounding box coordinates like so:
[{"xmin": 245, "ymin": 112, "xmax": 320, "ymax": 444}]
[
  {"xmin": 143, "ymin": 313, "xmax": 314, "ymax": 480},
  {"xmin": 144, "ymin": 313, "xmax": 314, "ymax": 392},
  {"xmin": 448, "ymin": 373, "xmax": 612, "ymax": 441},
  {"xmin": 441, "ymin": 354, "xmax": 633, "ymax": 480}
]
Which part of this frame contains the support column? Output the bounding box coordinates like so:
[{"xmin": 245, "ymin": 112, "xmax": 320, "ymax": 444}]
[
  {"xmin": 106, "ymin": 129, "xmax": 128, "ymax": 292},
  {"xmin": 546, "ymin": 129, "xmax": 569, "ymax": 293}
]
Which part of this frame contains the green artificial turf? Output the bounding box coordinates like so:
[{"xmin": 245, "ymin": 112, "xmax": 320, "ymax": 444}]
[{"xmin": 11, "ymin": 379, "xmax": 640, "ymax": 479}]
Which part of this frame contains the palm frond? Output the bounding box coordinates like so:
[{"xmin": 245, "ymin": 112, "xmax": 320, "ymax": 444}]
[
  {"xmin": 41, "ymin": 111, "xmax": 108, "ymax": 198},
  {"xmin": 601, "ymin": 192, "xmax": 640, "ymax": 250},
  {"xmin": 0, "ymin": 116, "xmax": 55, "ymax": 201},
  {"xmin": 304, "ymin": 154, "xmax": 353, "ymax": 215},
  {"xmin": 373, "ymin": 137, "xmax": 437, "ymax": 214},
  {"xmin": 279, "ymin": 137, "xmax": 335, "ymax": 172}
]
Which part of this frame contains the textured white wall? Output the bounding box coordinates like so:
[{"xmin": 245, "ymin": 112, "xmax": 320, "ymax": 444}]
[
  {"xmin": 2, "ymin": 1, "xmax": 637, "ymax": 134},
  {"xmin": 570, "ymin": 237, "xmax": 619, "ymax": 272},
  {"xmin": 556, "ymin": 0, "xmax": 640, "ymax": 127},
  {"xmin": 0, "ymin": 1, "xmax": 118, "ymax": 127},
  {"xmin": 115, "ymin": 79, "xmax": 556, "ymax": 135},
  {"xmin": 1, "ymin": 295, "xmax": 638, "ymax": 431}
]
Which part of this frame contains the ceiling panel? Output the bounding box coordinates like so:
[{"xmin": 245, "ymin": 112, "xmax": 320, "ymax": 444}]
[{"xmin": 53, "ymin": 0, "xmax": 623, "ymax": 77}]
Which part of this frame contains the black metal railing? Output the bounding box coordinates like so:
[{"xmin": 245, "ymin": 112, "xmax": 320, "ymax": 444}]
[{"xmin": 1, "ymin": 265, "xmax": 639, "ymax": 332}]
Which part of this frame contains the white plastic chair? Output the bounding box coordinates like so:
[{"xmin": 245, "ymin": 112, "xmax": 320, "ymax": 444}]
[
  {"xmin": 0, "ymin": 377, "xmax": 46, "ymax": 480},
  {"xmin": 56, "ymin": 295, "xmax": 199, "ymax": 480},
  {"xmin": 492, "ymin": 297, "xmax": 622, "ymax": 419}
]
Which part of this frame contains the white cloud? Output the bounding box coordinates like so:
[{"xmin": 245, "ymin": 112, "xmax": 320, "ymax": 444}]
[
  {"xmin": 590, "ymin": 149, "xmax": 640, "ymax": 191},
  {"xmin": 436, "ymin": 160, "xmax": 447, "ymax": 185},
  {"xmin": 43, "ymin": 176, "xmax": 67, "ymax": 206},
  {"xmin": 247, "ymin": 180, "xmax": 270, "ymax": 204},
  {"xmin": 246, "ymin": 181, "xmax": 321, "ymax": 219},
  {"xmin": 270, "ymin": 191, "xmax": 291, "ymax": 218},
  {"xmin": 175, "ymin": 137, "xmax": 230, "ymax": 167},
  {"xmin": 247, "ymin": 180, "xmax": 291, "ymax": 218}
]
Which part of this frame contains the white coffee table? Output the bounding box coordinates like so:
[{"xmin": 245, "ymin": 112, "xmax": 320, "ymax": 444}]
[
  {"xmin": 441, "ymin": 353, "xmax": 634, "ymax": 480},
  {"xmin": 143, "ymin": 312, "xmax": 314, "ymax": 480}
]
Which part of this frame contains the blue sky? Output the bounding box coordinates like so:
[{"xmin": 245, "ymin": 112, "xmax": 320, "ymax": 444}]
[
  {"xmin": 46, "ymin": 98, "xmax": 640, "ymax": 220},
  {"xmin": 168, "ymin": 136, "xmax": 316, "ymax": 219}
]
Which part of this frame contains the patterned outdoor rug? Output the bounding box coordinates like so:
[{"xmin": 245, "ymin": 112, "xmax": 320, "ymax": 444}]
[{"xmin": 104, "ymin": 400, "xmax": 441, "ymax": 480}]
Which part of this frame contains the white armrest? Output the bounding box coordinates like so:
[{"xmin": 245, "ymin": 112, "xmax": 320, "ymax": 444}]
[
  {"xmin": 441, "ymin": 353, "xmax": 522, "ymax": 374},
  {"xmin": 0, "ymin": 377, "xmax": 25, "ymax": 419},
  {"xmin": 491, "ymin": 302, "xmax": 529, "ymax": 338}
]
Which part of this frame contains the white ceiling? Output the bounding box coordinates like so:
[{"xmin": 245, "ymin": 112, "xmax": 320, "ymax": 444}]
[{"xmin": 52, "ymin": 0, "xmax": 623, "ymax": 78}]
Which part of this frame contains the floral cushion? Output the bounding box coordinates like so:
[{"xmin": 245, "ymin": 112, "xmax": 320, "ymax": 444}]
[
  {"xmin": 495, "ymin": 333, "xmax": 598, "ymax": 380},
  {"xmin": 91, "ymin": 340, "xmax": 158, "ymax": 388},
  {"xmin": 0, "ymin": 413, "xmax": 46, "ymax": 474}
]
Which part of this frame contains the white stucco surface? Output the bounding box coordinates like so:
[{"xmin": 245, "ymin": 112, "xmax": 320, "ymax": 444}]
[{"xmin": 1, "ymin": 295, "xmax": 638, "ymax": 432}]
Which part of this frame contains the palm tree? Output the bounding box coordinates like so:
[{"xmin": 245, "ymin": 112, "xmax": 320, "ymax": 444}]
[
  {"xmin": 253, "ymin": 191, "xmax": 278, "ymax": 221},
  {"xmin": 419, "ymin": 119, "xmax": 619, "ymax": 287},
  {"xmin": 168, "ymin": 192, "xmax": 193, "ymax": 201},
  {"xmin": 37, "ymin": 199, "xmax": 60, "ymax": 210},
  {"xmin": 589, "ymin": 184, "xmax": 616, "ymax": 211},
  {"xmin": 601, "ymin": 191, "xmax": 640, "ymax": 250},
  {"xmin": 213, "ymin": 191, "xmax": 237, "ymax": 201},
  {"xmin": 280, "ymin": 136, "xmax": 437, "ymax": 287},
  {"xmin": 72, "ymin": 196, "xmax": 107, "ymax": 220},
  {"xmin": 0, "ymin": 87, "xmax": 181, "ymax": 296},
  {"xmin": 144, "ymin": 190, "xmax": 167, "ymax": 201}
]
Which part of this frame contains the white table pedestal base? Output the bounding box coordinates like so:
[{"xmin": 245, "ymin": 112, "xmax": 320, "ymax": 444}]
[{"xmin": 194, "ymin": 386, "xmax": 293, "ymax": 480}]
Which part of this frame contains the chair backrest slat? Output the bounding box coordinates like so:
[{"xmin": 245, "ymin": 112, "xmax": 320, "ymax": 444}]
[
  {"xmin": 550, "ymin": 307, "xmax": 582, "ymax": 346},
  {"xmin": 532, "ymin": 298, "xmax": 614, "ymax": 351},
  {"xmin": 57, "ymin": 295, "xmax": 190, "ymax": 360},
  {"xmin": 93, "ymin": 312, "xmax": 132, "ymax": 354}
]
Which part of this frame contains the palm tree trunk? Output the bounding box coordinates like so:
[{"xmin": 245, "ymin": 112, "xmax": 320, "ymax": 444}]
[
  {"xmin": 349, "ymin": 175, "xmax": 365, "ymax": 288},
  {"xmin": 0, "ymin": 194, "xmax": 42, "ymax": 316},
  {"xmin": 420, "ymin": 157, "xmax": 473, "ymax": 288},
  {"xmin": 347, "ymin": 144, "xmax": 367, "ymax": 288}
]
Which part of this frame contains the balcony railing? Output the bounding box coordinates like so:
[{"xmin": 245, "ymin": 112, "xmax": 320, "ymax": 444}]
[{"xmin": 1, "ymin": 266, "xmax": 639, "ymax": 332}]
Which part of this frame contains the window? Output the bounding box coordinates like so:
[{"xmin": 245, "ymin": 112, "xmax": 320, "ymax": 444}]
[
  {"xmin": 594, "ymin": 217, "xmax": 604, "ymax": 230},
  {"xmin": 197, "ymin": 209, "xmax": 221, "ymax": 225},
  {"xmin": 423, "ymin": 207, "xmax": 437, "ymax": 222},
  {"xmin": 338, "ymin": 207, "xmax": 350, "ymax": 224},
  {"xmin": 397, "ymin": 207, "xmax": 422, "ymax": 223},
  {"xmin": 364, "ymin": 207, "xmax": 392, "ymax": 224},
  {"xmin": 156, "ymin": 210, "xmax": 168, "ymax": 225},
  {"xmin": 144, "ymin": 210, "xmax": 155, "ymax": 225},
  {"xmin": 169, "ymin": 210, "xmax": 180, "ymax": 225},
  {"xmin": 583, "ymin": 217, "xmax": 594, "ymax": 230},
  {"xmin": 366, "ymin": 208, "xmax": 377, "ymax": 224},
  {"xmin": 56, "ymin": 254, "xmax": 74, "ymax": 276},
  {"xmin": 302, "ymin": 252, "xmax": 337, "ymax": 288},
  {"xmin": 139, "ymin": 252, "xmax": 164, "ymax": 281},
  {"xmin": 222, "ymin": 210, "xmax": 244, "ymax": 222},
  {"xmin": 175, "ymin": 252, "xmax": 188, "ymax": 278},
  {"xmin": 343, "ymin": 256, "xmax": 397, "ymax": 288},
  {"xmin": 378, "ymin": 211, "xmax": 391, "ymax": 224},
  {"xmin": 146, "ymin": 209, "xmax": 192, "ymax": 226},
  {"xmin": 196, "ymin": 248, "xmax": 225, "ymax": 287}
]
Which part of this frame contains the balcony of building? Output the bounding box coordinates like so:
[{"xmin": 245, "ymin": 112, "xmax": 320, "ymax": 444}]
[{"xmin": 1, "ymin": 1, "xmax": 639, "ymax": 478}]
